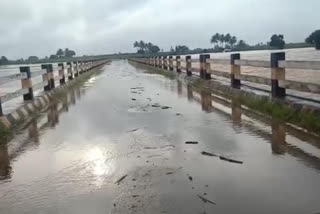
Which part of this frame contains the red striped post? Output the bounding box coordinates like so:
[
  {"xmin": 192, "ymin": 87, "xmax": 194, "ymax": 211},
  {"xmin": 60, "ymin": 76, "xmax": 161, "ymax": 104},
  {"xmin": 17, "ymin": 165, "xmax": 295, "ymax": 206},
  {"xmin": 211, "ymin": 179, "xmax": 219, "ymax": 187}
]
[
  {"xmin": 231, "ymin": 53, "xmax": 241, "ymax": 89},
  {"xmin": 271, "ymin": 52, "xmax": 286, "ymax": 97},
  {"xmin": 20, "ymin": 66, "xmax": 34, "ymax": 100}
]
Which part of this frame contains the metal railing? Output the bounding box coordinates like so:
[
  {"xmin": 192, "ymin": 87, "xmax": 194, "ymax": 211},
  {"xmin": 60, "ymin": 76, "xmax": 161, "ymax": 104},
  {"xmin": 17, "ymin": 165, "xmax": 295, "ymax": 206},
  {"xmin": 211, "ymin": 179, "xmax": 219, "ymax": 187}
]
[
  {"xmin": 0, "ymin": 59, "xmax": 109, "ymax": 116},
  {"xmin": 131, "ymin": 52, "xmax": 320, "ymax": 98}
]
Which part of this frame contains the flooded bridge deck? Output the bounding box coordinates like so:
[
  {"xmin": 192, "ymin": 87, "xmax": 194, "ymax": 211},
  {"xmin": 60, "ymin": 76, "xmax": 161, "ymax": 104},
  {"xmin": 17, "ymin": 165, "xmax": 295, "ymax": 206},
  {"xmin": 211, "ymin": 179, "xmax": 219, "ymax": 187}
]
[{"xmin": 0, "ymin": 60, "xmax": 320, "ymax": 214}]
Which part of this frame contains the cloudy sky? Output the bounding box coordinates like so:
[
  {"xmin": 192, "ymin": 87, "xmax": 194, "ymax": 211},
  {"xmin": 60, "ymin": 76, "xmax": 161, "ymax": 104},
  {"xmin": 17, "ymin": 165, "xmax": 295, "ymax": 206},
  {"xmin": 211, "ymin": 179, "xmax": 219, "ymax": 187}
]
[{"xmin": 0, "ymin": 0, "xmax": 319, "ymax": 59}]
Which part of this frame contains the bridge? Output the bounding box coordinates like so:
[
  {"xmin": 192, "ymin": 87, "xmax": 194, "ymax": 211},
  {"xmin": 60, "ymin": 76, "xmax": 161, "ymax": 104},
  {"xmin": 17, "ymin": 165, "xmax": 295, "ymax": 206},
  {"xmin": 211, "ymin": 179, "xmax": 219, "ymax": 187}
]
[{"xmin": 0, "ymin": 51, "xmax": 320, "ymax": 213}]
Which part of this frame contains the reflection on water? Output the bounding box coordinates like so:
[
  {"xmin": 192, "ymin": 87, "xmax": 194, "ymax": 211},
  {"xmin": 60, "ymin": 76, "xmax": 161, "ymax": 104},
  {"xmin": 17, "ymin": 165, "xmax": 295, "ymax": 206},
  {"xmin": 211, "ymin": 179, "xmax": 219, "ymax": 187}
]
[
  {"xmin": 1, "ymin": 61, "xmax": 320, "ymax": 214},
  {"xmin": 182, "ymin": 80, "xmax": 320, "ymax": 171}
]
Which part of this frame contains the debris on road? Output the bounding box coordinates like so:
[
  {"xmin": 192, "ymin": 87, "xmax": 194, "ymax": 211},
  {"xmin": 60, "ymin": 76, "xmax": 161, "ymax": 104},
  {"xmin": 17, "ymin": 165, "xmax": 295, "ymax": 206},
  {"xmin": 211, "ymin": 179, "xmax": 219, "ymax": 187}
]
[
  {"xmin": 176, "ymin": 113, "xmax": 182, "ymax": 116},
  {"xmin": 201, "ymin": 151, "xmax": 218, "ymax": 157},
  {"xmin": 115, "ymin": 175, "xmax": 128, "ymax": 185},
  {"xmin": 144, "ymin": 146, "xmax": 157, "ymax": 149},
  {"xmin": 197, "ymin": 195, "xmax": 216, "ymax": 205},
  {"xmin": 161, "ymin": 106, "xmax": 171, "ymax": 109},
  {"xmin": 147, "ymin": 154, "xmax": 162, "ymax": 158},
  {"xmin": 131, "ymin": 98, "xmax": 137, "ymax": 101},
  {"xmin": 219, "ymin": 156, "xmax": 243, "ymax": 164},
  {"xmin": 201, "ymin": 151, "xmax": 243, "ymax": 164},
  {"xmin": 151, "ymin": 104, "xmax": 161, "ymax": 108},
  {"xmin": 186, "ymin": 141, "xmax": 199, "ymax": 144},
  {"xmin": 127, "ymin": 128, "xmax": 140, "ymax": 133},
  {"xmin": 188, "ymin": 175, "xmax": 193, "ymax": 181}
]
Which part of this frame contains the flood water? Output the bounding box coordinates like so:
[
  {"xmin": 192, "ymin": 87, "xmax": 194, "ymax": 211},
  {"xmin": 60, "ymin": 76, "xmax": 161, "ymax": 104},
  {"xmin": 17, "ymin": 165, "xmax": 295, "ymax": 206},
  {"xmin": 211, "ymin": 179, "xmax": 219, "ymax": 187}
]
[{"xmin": 0, "ymin": 60, "xmax": 320, "ymax": 214}]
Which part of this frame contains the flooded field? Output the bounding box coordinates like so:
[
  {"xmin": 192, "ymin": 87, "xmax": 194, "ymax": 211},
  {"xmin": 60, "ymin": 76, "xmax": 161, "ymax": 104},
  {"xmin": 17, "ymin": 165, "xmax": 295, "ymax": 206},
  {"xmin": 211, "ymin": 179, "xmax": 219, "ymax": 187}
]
[{"xmin": 0, "ymin": 60, "xmax": 320, "ymax": 214}]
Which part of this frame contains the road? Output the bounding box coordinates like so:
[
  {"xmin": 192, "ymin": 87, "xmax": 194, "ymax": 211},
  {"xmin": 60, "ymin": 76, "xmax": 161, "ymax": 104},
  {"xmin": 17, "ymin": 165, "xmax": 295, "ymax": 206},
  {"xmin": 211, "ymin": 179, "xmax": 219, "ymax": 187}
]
[{"xmin": 0, "ymin": 60, "xmax": 320, "ymax": 214}]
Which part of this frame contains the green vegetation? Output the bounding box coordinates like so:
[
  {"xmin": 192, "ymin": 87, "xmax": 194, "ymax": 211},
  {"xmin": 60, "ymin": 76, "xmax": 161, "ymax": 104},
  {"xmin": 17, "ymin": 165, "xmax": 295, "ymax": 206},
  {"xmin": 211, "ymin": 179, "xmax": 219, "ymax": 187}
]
[
  {"xmin": 193, "ymin": 78, "xmax": 320, "ymax": 135},
  {"xmin": 0, "ymin": 122, "xmax": 11, "ymax": 144},
  {"xmin": 306, "ymin": 30, "xmax": 320, "ymax": 50},
  {"xmin": 210, "ymin": 33, "xmax": 237, "ymax": 50},
  {"xmin": 133, "ymin": 41, "xmax": 160, "ymax": 54},
  {"xmin": 171, "ymin": 45, "xmax": 190, "ymax": 54},
  {"xmin": 0, "ymin": 56, "xmax": 9, "ymax": 65},
  {"xmin": 269, "ymin": 34, "xmax": 285, "ymax": 49}
]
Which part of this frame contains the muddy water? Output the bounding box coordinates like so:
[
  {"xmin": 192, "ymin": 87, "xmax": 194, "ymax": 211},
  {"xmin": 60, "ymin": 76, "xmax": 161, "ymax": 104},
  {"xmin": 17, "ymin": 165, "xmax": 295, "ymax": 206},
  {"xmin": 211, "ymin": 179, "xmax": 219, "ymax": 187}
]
[{"xmin": 0, "ymin": 60, "xmax": 320, "ymax": 214}]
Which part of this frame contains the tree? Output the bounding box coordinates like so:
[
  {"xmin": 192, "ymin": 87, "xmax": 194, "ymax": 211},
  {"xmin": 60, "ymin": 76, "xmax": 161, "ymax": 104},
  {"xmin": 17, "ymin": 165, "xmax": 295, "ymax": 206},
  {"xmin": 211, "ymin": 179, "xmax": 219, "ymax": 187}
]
[
  {"xmin": 50, "ymin": 54, "xmax": 58, "ymax": 59},
  {"xmin": 149, "ymin": 45, "xmax": 160, "ymax": 53},
  {"xmin": 306, "ymin": 30, "xmax": 320, "ymax": 50},
  {"xmin": 0, "ymin": 56, "xmax": 9, "ymax": 64},
  {"xmin": 56, "ymin": 49, "xmax": 64, "ymax": 57},
  {"xmin": 236, "ymin": 40, "xmax": 249, "ymax": 50},
  {"xmin": 64, "ymin": 48, "xmax": 76, "ymax": 57},
  {"xmin": 133, "ymin": 41, "xmax": 160, "ymax": 54},
  {"xmin": 269, "ymin": 34, "xmax": 285, "ymax": 49},
  {"xmin": 211, "ymin": 33, "xmax": 237, "ymax": 50},
  {"xmin": 210, "ymin": 33, "xmax": 220, "ymax": 46},
  {"xmin": 230, "ymin": 36, "xmax": 238, "ymax": 48},
  {"xmin": 28, "ymin": 56, "xmax": 39, "ymax": 61},
  {"xmin": 175, "ymin": 45, "xmax": 190, "ymax": 54}
]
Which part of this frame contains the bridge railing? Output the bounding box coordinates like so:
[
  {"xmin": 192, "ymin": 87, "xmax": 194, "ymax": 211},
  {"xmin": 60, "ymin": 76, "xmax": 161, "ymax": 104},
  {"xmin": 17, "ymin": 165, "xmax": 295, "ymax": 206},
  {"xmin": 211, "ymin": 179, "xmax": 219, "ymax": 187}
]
[
  {"xmin": 0, "ymin": 59, "xmax": 109, "ymax": 116},
  {"xmin": 131, "ymin": 52, "xmax": 320, "ymax": 98}
]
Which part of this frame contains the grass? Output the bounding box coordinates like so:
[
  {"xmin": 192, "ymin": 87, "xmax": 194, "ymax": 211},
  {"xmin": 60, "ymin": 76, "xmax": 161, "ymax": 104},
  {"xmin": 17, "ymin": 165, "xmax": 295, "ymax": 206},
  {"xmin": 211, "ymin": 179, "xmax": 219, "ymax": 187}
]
[{"xmin": 143, "ymin": 67, "xmax": 176, "ymax": 79}]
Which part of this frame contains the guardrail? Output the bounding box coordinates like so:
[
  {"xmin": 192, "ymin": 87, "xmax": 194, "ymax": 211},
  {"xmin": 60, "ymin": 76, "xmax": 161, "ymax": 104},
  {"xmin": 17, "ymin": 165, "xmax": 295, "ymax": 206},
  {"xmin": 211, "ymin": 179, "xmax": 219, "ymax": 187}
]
[
  {"xmin": 130, "ymin": 52, "xmax": 320, "ymax": 98},
  {"xmin": 0, "ymin": 59, "xmax": 109, "ymax": 116}
]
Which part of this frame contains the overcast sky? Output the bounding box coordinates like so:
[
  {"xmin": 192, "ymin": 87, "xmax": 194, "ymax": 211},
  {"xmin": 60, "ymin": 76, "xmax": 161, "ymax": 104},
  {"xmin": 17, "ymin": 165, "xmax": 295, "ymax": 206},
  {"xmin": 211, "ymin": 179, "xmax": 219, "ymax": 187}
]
[{"xmin": 0, "ymin": 0, "xmax": 319, "ymax": 59}]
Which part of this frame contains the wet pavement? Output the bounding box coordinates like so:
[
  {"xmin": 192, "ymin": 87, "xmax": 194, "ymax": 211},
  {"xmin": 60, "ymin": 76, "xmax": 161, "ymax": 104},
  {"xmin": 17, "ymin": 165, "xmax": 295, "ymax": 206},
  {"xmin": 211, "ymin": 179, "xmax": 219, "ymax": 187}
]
[{"xmin": 0, "ymin": 60, "xmax": 320, "ymax": 214}]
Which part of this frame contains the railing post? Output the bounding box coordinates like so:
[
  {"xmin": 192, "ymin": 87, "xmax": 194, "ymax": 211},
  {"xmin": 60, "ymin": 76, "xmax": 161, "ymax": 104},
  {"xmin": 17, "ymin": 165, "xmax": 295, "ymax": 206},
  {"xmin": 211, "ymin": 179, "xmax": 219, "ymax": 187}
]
[
  {"xmin": 231, "ymin": 53, "xmax": 241, "ymax": 89},
  {"xmin": 74, "ymin": 62, "xmax": 79, "ymax": 77},
  {"xmin": 186, "ymin": 55, "xmax": 192, "ymax": 76},
  {"xmin": 200, "ymin": 55, "xmax": 204, "ymax": 78},
  {"xmin": 58, "ymin": 63, "xmax": 65, "ymax": 85},
  {"xmin": 67, "ymin": 62, "xmax": 73, "ymax": 80},
  {"xmin": 156, "ymin": 57, "xmax": 159, "ymax": 67},
  {"xmin": 200, "ymin": 54, "xmax": 211, "ymax": 80},
  {"xmin": 0, "ymin": 98, "xmax": 3, "ymax": 117},
  {"xmin": 176, "ymin": 56, "xmax": 181, "ymax": 73},
  {"xmin": 271, "ymin": 52, "xmax": 286, "ymax": 97},
  {"xmin": 169, "ymin": 56, "xmax": 173, "ymax": 71},
  {"xmin": 204, "ymin": 54, "xmax": 211, "ymax": 80},
  {"xmin": 20, "ymin": 66, "xmax": 34, "ymax": 101},
  {"xmin": 42, "ymin": 64, "xmax": 54, "ymax": 91},
  {"xmin": 163, "ymin": 56, "xmax": 168, "ymax": 70}
]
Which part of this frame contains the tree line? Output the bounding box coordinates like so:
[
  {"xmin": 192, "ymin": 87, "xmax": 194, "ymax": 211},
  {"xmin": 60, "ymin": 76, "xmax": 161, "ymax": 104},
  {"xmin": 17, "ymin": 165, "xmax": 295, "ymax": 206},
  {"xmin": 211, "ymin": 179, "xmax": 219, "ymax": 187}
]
[
  {"xmin": 133, "ymin": 41, "xmax": 160, "ymax": 54},
  {"xmin": 131, "ymin": 29, "xmax": 320, "ymax": 57},
  {"xmin": 0, "ymin": 48, "xmax": 77, "ymax": 65}
]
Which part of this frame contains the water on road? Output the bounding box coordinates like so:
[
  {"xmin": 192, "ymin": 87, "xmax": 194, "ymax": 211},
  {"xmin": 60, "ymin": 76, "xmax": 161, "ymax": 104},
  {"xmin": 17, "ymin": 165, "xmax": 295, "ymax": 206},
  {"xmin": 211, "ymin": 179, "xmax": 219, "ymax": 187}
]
[{"xmin": 0, "ymin": 60, "xmax": 320, "ymax": 214}]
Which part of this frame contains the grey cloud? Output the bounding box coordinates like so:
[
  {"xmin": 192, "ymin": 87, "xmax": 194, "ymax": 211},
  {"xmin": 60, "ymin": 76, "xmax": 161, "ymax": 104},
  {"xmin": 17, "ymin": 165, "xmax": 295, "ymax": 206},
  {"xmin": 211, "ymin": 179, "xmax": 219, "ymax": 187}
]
[{"xmin": 0, "ymin": 0, "xmax": 319, "ymax": 59}]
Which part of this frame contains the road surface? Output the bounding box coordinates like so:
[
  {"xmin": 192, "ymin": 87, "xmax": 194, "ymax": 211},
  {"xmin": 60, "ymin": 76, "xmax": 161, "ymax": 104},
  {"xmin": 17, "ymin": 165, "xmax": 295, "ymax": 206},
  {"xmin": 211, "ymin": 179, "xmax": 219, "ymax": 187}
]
[{"xmin": 0, "ymin": 60, "xmax": 320, "ymax": 214}]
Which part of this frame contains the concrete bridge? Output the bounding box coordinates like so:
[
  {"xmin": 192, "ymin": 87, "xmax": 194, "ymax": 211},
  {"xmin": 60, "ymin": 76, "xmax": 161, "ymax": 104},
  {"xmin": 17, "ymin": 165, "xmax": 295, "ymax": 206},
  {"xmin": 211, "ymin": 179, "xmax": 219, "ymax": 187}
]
[{"xmin": 0, "ymin": 57, "xmax": 320, "ymax": 214}]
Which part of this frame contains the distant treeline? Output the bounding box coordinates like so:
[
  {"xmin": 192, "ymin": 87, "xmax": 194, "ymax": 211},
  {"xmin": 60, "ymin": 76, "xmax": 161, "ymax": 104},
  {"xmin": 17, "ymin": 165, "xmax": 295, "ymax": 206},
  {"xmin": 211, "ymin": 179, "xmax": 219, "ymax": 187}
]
[
  {"xmin": 1, "ymin": 30, "xmax": 320, "ymax": 66},
  {"xmin": 131, "ymin": 29, "xmax": 320, "ymax": 57}
]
